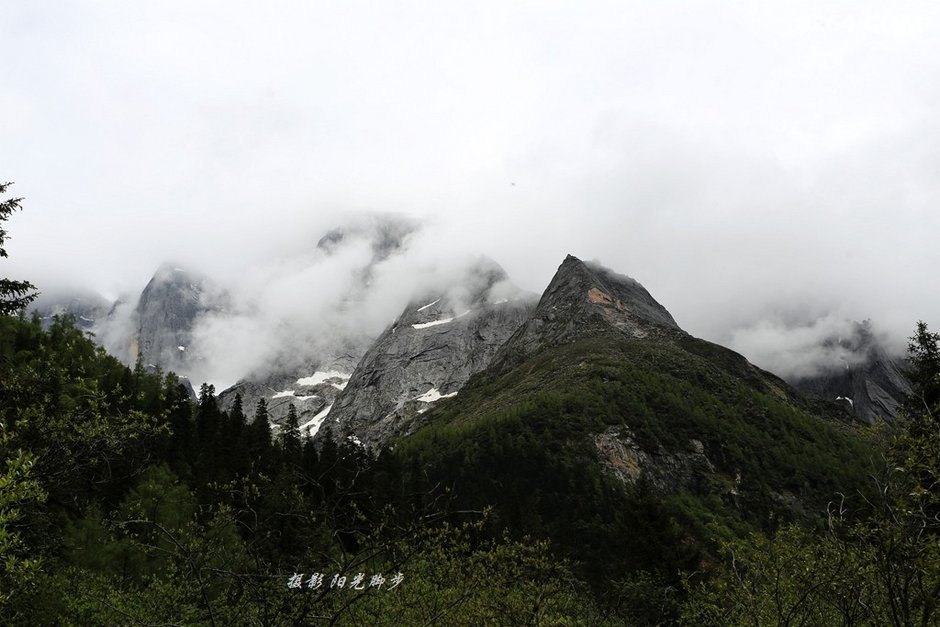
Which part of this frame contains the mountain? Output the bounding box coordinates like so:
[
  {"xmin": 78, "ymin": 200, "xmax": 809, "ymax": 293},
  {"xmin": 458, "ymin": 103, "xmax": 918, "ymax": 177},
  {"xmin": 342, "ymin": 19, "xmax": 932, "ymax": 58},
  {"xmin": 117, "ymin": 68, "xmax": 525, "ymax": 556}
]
[
  {"xmin": 788, "ymin": 320, "xmax": 911, "ymax": 424},
  {"xmin": 131, "ymin": 264, "xmax": 227, "ymax": 374},
  {"xmin": 217, "ymin": 354, "xmax": 358, "ymax": 433},
  {"xmin": 392, "ymin": 255, "xmax": 872, "ymax": 586},
  {"xmin": 489, "ymin": 254, "xmax": 681, "ymax": 371},
  {"xmin": 30, "ymin": 289, "xmax": 112, "ymax": 331},
  {"xmin": 50, "ymin": 216, "xmax": 420, "ymax": 426},
  {"xmin": 328, "ymin": 258, "xmax": 536, "ymax": 444},
  {"xmin": 215, "ymin": 215, "xmax": 420, "ymax": 425}
]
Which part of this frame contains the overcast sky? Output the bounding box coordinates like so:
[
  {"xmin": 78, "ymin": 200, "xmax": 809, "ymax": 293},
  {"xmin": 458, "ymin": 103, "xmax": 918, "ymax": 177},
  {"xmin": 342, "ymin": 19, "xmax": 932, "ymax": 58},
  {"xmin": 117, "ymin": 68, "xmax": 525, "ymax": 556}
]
[{"xmin": 3, "ymin": 1, "xmax": 939, "ymax": 372}]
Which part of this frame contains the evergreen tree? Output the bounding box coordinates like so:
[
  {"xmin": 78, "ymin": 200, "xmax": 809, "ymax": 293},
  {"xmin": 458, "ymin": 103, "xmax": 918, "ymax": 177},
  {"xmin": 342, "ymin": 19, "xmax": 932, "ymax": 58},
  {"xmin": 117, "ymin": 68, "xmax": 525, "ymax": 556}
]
[
  {"xmin": 897, "ymin": 320, "xmax": 940, "ymax": 524},
  {"xmin": 248, "ymin": 398, "xmax": 272, "ymax": 469},
  {"xmin": 0, "ymin": 182, "xmax": 37, "ymax": 315},
  {"xmin": 163, "ymin": 373, "xmax": 195, "ymax": 472},
  {"xmin": 252, "ymin": 397, "xmax": 269, "ymax": 430},
  {"xmin": 314, "ymin": 427, "xmax": 339, "ymax": 503},
  {"xmin": 196, "ymin": 383, "xmax": 219, "ymax": 445},
  {"xmin": 230, "ymin": 393, "xmax": 246, "ymax": 425},
  {"xmin": 907, "ymin": 320, "xmax": 940, "ymax": 416},
  {"xmin": 222, "ymin": 392, "xmax": 248, "ymax": 477},
  {"xmin": 194, "ymin": 383, "xmax": 221, "ymax": 483},
  {"xmin": 281, "ymin": 403, "xmax": 301, "ymax": 465},
  {"xmin": 300, "ymin": 438, "xmax": 320, "ymax": 492}
]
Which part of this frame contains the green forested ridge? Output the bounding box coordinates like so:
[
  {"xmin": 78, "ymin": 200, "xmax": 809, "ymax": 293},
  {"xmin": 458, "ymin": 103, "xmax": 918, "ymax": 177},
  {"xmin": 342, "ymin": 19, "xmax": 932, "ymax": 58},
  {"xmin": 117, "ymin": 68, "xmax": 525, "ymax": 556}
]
[
  {"xmin": 396, "ymin": 330, "xmax": 877, "ymax": 612},
  {"xmin": 411, "ymin": 331, "xmax": 872, "ymax": 512}
]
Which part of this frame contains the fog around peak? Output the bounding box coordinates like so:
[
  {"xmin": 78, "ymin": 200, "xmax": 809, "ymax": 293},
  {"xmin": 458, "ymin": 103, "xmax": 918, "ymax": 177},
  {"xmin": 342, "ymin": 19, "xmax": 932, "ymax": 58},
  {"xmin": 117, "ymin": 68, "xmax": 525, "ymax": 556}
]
[{"xmin": 3, "ymin": 2, "xmax": 938, "ymax": 384}]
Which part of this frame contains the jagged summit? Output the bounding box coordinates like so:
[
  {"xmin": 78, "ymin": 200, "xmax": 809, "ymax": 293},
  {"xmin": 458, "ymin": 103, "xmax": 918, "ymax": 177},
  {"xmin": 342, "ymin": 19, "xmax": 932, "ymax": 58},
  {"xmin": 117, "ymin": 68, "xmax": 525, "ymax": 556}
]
[
  {"xmin": 553, "ymin": 254, "xmax": 679, "ymax": 330},
  {"xmin": 327, "ymin": 258, "xmax": 536, "ymax": 444},
  {"xmin": 491, "ymin": 255, "xmax": 681, "ymax": 371}
]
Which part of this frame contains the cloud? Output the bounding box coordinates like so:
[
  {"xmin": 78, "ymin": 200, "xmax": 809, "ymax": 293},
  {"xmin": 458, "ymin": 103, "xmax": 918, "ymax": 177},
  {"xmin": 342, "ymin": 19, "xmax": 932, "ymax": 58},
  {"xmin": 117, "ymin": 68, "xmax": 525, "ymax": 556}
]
[
  {"xmin": 95, "ymin": 298, "xmax": 137, "ymax": 364},
  {"xmin": 726, "ymin": 315, "xmax": 891, "ymax": 381},
  {"xmin": 2, "ymin": 2, "xmax": 938, "ymax": 382},
  {"xmin": 176, "ymin": 216, "xmax": 528, "ymax": 389},
  {"xmin": 185, "ymin": 224, "xmax": 382, "ymax": 387}
]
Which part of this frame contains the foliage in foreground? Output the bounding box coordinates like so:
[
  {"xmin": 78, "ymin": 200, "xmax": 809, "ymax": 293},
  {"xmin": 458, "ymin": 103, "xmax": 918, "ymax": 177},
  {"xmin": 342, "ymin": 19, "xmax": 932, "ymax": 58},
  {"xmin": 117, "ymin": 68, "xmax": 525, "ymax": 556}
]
[
  {"xmin": 0, "ymin": 313, "xmax": 612, "ymax": 624},
  {"xmin": 48, "ymin": 516, "xmax": 605, "ymax": 626}
]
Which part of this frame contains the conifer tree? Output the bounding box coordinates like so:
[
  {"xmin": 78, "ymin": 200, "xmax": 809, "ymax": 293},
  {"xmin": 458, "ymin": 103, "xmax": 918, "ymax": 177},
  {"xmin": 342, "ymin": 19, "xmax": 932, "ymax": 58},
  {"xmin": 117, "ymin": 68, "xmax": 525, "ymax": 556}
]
[
  {"xmin": 162, "ymin": 373, "xmax": 195, "ymax": 469},
  {"xmin": 253, "ymin": 397, "xmax": 269, "ymax": 429},
  {"xmin": 300, "ymin": 438, "xmax": 320, "ymax": 492},
  {"xmin": 907, "ymin": 321, "xmax": 940, "ymax": 416},
  {"xmin": 193, "ymin": 383, "xmax": 221, "ymax": 484},
  {"xmin": 248, "ymin": 398, "xmax": 272, "ymax": 469},
  {"xmin": 196, "ymin": 383, "xmax": 220, "ymax": 445},
  {"xmin": 230, "ymin": 393, "xmax": 246, "ymax": 426},
  {"xmin": 223, "ymin": 393, "xmax": 249, "ymax": 477},
  {"xmin": 281, "ymin": 403, "xmax": 301, "ymax": 465},
  {"xmin": 0, "ymin": 182, "xmax": 37, "ymax": 315}
]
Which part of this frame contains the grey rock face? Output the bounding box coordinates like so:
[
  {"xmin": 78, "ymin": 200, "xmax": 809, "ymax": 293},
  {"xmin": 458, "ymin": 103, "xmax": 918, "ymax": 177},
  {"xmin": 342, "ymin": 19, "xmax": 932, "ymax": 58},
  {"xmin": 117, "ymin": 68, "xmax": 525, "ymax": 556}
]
[
  {"xmin": 217, "ymin": 350, "xmax": 361, "ymax": 429},
  {"xmin": 790, "ymin": 320, "xmax": 912, "ymax": 423},
  {"xmin": 218, "ymin": 376, "xmax": 331, "ymax": 430},
  {"xmin": 491, "ymin": 254, "xmax": 682, "ymax": 371},
  {"xmin": 133, "ymin": 264, "xmax": 227, "ymax": 373},
  {"xmin": 329, "ymin": 259, "xmax": 536, "ymax": 445}
]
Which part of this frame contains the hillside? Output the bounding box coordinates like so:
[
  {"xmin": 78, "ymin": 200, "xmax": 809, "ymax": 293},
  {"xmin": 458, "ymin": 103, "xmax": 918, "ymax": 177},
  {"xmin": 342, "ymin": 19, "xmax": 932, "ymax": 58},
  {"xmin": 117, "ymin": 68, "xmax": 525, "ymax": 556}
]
[{"xmin": 393, "ymin": 256, "xmax": 875, "ymax": 594}]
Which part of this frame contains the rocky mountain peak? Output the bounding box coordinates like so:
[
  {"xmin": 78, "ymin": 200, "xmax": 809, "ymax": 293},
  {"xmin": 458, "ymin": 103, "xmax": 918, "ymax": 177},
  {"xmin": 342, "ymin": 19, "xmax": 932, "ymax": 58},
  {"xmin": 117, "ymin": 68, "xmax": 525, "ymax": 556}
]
[
  {"xmin": 326, "ymin": 258, "xmax": 536, "ymax": 445},
  {"xmin": 134, "ymin": 264, "xmax": 225, "ymax": 372},
  {"xmin": 548, "ymin": 254, "xmax": 680, "ymax": 330},
  {"xmin": 490, "ymin": 255, "xmax": 681, "ymax": 371}
]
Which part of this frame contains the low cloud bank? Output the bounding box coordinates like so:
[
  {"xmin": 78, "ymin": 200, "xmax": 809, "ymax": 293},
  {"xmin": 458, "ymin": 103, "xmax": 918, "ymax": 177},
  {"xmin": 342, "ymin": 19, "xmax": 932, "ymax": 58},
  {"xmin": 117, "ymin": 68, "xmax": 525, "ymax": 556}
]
[{"xmin": 727, "ymin": 315, "xmax": 903, "ymax": 381}]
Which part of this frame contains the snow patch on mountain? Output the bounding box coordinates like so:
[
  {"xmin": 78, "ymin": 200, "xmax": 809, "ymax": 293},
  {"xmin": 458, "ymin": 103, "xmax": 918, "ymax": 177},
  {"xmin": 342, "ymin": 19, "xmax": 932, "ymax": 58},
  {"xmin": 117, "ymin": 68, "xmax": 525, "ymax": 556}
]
[
  {"xmin": 300, "ymin": 404, "xmax": 332, "ymax": 437},
  {"xmin": 412, "ymin": 317, "xmax": 454, "ymax": 329},
  {"xmin": 412, "ymin": 310, "xmax": 471, "ymax": 330},
  {"xmin": 416, "ymin": 388, "xmax": 457, "ymax": 403},
  {"xmin": 416, "ymin": 298, "xmax": 440, "ymax": 312},
  {"xmin": 297, "ymin": 371, "xmax": 350, "ymax": 390}
]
